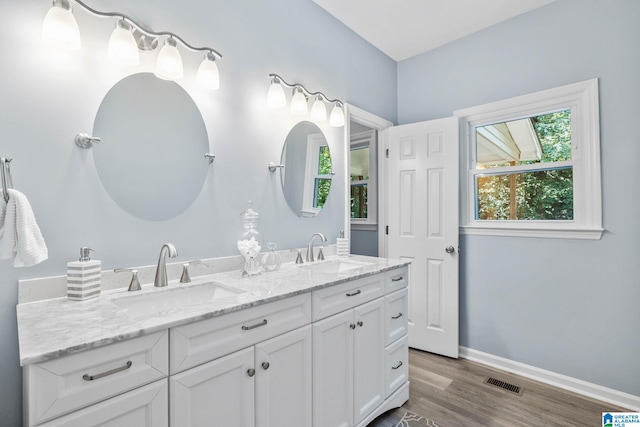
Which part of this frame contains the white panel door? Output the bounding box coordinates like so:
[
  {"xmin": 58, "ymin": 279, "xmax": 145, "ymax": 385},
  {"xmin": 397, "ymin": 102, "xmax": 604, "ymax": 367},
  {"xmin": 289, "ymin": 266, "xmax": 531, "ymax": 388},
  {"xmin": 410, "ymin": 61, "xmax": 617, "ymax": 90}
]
[
  {"xmin": 255, "ymin": 325, "xmax": 312, "ymax": 427},
  {"xmin": 386, "ymin": 117, "xmax": 459, "ymax": 358}
]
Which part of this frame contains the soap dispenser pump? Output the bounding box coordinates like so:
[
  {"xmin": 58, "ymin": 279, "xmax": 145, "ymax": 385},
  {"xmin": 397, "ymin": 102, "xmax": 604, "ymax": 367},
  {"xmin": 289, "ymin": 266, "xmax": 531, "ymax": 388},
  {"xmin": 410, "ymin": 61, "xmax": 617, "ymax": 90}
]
[{"xmin": 67, "ymin": 247, "xmax": 102, "ymax": 301}]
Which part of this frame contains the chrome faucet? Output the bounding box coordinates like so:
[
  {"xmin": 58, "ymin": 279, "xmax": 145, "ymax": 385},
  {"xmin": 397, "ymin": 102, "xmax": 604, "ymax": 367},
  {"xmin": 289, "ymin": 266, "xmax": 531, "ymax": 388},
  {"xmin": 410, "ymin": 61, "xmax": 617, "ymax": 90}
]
[
  {"xmin": 306, "ymin": 233, "xmax": 327, "ymax": 262},
  {"xmin": 154, "ymin": 243, "xmax": 178, "ymax": 287}
]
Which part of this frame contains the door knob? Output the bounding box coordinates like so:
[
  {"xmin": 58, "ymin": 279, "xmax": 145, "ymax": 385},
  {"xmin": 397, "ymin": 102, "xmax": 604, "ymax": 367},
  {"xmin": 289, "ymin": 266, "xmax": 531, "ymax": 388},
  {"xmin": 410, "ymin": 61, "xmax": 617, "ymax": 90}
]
[{"xmin": 445, "ymin": 246, "xmax": 455, "ymax": 254}]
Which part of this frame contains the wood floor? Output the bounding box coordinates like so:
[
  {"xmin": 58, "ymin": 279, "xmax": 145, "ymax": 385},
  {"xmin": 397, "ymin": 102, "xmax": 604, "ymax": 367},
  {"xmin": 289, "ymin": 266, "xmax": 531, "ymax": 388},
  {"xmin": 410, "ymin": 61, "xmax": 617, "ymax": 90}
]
[{"xmin": 370, "ymin": 348, "xmax": 628, "ymax": 427}]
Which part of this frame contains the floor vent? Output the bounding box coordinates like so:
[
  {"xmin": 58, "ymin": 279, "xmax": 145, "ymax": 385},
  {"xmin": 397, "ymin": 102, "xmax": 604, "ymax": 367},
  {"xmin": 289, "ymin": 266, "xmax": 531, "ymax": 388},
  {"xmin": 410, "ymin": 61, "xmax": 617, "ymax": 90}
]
[{"xmin": 484, "ymin": 377, "xmax": 523, "ymax": 395}]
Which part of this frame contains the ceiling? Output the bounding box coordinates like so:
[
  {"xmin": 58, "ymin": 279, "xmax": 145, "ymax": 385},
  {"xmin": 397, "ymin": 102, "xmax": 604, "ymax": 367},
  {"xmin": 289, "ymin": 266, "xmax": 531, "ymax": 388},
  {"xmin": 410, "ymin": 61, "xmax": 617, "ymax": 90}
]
[{"xmin": 312, "ymin": 0, "xmax": 556, "ymax": 61}]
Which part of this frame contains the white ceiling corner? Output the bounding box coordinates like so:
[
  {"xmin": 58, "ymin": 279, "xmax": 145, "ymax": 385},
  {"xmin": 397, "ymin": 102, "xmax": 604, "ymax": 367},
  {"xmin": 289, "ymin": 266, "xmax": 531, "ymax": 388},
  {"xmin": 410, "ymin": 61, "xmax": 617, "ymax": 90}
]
[{"xmin": 312, "ymin": 0, "xmax": 556, "ymax": 61}]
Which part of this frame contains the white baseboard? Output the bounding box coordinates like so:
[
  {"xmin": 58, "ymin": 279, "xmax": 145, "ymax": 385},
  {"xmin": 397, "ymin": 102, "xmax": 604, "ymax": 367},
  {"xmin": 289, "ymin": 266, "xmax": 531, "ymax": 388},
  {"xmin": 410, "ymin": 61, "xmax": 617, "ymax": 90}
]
[{"xmin": 459, "ymin": 346, "xmax": 640, "ymax": 412}]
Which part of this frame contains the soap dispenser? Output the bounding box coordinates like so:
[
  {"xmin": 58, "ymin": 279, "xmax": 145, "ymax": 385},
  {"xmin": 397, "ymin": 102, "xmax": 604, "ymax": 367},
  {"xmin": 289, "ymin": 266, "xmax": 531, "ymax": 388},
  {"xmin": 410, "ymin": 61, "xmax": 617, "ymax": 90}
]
[
  {"xmin": 336, "ymin": 231, "xmax": 349, "ymax": 258},
  {"xmin": 67, "ymin": 247, "xmax": 101, "ymax": 301}
]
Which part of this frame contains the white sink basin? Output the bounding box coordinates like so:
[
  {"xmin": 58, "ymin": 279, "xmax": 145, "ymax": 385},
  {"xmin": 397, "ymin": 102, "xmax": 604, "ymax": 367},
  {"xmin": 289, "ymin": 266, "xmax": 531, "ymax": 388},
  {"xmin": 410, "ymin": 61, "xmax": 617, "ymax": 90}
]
[
  {"xmin": 299, "ymin": 259, "xmax": 374, "ymax": 274},
  {"xmin": 113, "ymin": 282, "xmax": 245, "ymax": 316}
]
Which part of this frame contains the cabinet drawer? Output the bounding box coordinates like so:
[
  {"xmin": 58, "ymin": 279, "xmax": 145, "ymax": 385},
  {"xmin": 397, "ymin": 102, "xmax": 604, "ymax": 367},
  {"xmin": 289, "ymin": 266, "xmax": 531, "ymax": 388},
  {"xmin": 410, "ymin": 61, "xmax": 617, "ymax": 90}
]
[
  {"xmin": 39, "ymin": 379, "xmax": 168, "ymax": 427},
  {"xmin": 385, "ymin": 288, "xmax": 408, "ymax": 346},
  {"xmin": 170, "ymin": 293, "xmax": 311, "ymax": 374},
  {"xmin": 312, "ymin": 273, "xmax": 384, "ymax": 321},
  {"xmin": 385, "ymin": 335, "xmax": 408, "ymax": 398},
  {"xmin": 24, "ymin": 331, "xmax": 168, "ymax": 425},
  {"xmin": 386, "ymin": 266, "xmax": 408, "ymax": 294}
]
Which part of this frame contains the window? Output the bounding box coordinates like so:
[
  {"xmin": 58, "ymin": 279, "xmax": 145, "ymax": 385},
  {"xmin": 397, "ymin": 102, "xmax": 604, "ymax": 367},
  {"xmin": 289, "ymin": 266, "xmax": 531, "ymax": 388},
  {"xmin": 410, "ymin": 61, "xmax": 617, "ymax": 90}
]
[
  {"xmin": 350, "ymin": 129, "xmax": 377, "ymax": 229},
  {"xmin": 302, "ymin": 133, "xmax": 332, "ymax": 216},
  {"xmin": 455, "ymin": 79, "xmax": 602, "ymax": 239}
]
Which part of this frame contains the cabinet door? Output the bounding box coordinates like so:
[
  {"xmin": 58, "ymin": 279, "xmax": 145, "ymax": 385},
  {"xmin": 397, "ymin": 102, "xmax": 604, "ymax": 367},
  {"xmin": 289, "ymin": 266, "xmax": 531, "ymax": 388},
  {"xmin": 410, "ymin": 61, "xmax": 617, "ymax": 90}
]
[
  {"xmin": 40, "ymin": 379, "xmax": 168, "ymax": 427},
  {"xmin": 312, "ymin": 310, "xmax": 354, "ymax": 427},
  {"xmin": 255, "ymin": 325, "xmax": 312, "ymax": 427},
  {"xmin": 170, "ymin": 347, "xmax": 255, "ymax": 427},
  {"xmin": 353, "ymin": 298, "xmax": 385, "ymax": 424}
]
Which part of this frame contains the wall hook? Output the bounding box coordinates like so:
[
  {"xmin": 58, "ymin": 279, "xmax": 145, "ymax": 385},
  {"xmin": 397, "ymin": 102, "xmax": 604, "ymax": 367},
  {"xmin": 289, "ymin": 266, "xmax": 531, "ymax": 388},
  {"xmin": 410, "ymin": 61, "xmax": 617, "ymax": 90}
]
[
  {"xmin": 204, "ymin": 153, "xmax": 215, "ymax": 164},
  {"xmin": 268, "ymin": 162, "xmax": 284, "ymax": 172},
  {"xmin": 75, "ymin": 133, "xmax": 101, "ymax": 149}
]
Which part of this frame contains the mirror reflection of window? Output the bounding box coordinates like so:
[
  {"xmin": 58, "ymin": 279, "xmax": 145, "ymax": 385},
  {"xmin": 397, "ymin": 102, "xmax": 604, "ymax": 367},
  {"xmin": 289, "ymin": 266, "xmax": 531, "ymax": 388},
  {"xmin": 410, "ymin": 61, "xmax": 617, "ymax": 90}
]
[
  {"xmin": 314, "ymin": 145, "xmax": 332, "ymax": 209},
  {"xmin": 303, "ymin": 134, "xmax": 332, "ymax": 214},
  {"xmin": 474, "ymin": 110, "xmax": 573, "ymax": 220}
]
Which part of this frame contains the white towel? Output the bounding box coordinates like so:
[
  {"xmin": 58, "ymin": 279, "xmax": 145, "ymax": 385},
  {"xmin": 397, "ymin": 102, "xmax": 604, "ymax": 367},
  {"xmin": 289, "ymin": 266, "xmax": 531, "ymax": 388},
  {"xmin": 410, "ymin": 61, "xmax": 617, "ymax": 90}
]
[{"xmin": 0, "ymin": 189, "xmax": 48, "ymax": 267}]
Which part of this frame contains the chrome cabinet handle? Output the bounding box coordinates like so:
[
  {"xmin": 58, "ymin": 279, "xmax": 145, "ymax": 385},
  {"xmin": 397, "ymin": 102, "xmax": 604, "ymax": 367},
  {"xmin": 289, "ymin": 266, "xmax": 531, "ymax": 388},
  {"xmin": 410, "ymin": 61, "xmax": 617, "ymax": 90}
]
[
  {"xmin": 350, "ymin": 324, "xmax": 356, "ymax": 330},
  {"xmin": 445, "ymin": 246, "xmax": 455, "ymax": 254},
  {"xmin": 247, "ymin": 368, "xmax": 256, "ymax": 377},
  {"xmin": 242, "ymin": 319, "xmax": 268, "ymax": 331},
  {"xmin": 357, "ymin": 321, "xmax": 363, "ymax": 327},
  {"xmin": 346, "ymin": 290, "xmax": 361, "ymax": 297},
  {"xmin": 392, "ymin": 361, "xmax": 403, "ymax": 370},
  {"xmin": 391, "ymin": 313, "xmax": 403, "ymax": 319},
  {"xmin": 83, "ymin": 361, "xmax": 132, "ymax": 381},
  {"xmin": 262, "ymin": 362, "xmax": 270, "ymax": 370},
  {"xmin": 391, "ymin": 276, "xmax": 403, "ymax": 282}
]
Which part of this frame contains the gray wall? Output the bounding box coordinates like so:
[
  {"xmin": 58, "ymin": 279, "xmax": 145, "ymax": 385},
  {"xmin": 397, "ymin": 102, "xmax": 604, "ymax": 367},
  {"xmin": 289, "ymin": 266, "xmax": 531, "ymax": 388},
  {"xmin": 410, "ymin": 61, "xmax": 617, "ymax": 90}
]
[
  {"xmin": 351, "ymin": 229, "xmax": 378, "ymax": 257},
  {"xmin": 0, "ymin": 0, "xmax": 396, "ymax": 423},
  {"xmin": 398, "ymin": 0, "xmax": 640, "ymax": 396}
]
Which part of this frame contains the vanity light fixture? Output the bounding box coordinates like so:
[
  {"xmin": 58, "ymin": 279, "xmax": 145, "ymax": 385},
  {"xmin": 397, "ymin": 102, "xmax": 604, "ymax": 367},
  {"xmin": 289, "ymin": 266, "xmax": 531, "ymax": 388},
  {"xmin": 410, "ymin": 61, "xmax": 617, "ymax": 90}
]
[
  {"xmin": 155, "ymin": 37, "xmax": 183, "ymax": 80},
  {"xmin": 108, "ymin": 19, "xmax": 139, "ymax": 66},
  {"xmin": 41, "ymin": 0, "xmax": 222, "ymax": 89},
  {"xmin": 266, "ymin": 73, "xmax": 345, "ymax": 127},
  {"xmin": 42, "ymin": 0, "xmax": 81, "ymax": 50},
  {"xmin": 267, "ymin": 76, "xmax": 287, "ymax": 109}
]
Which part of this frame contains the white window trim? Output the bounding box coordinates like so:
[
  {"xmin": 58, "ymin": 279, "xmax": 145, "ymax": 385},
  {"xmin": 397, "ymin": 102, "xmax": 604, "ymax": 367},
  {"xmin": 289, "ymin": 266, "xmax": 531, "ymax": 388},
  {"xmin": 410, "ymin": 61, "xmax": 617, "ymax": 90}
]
[
  {"xmin": 454, "ymin": 79, "xmax": 603, "ymax": 240},
  {"xmin": 350, "ymin": 129, "xmax": 378, "ymax": 230},
  {"xmin": 301, "ymin": 133, "xmax": 332, "ymax": 216}
]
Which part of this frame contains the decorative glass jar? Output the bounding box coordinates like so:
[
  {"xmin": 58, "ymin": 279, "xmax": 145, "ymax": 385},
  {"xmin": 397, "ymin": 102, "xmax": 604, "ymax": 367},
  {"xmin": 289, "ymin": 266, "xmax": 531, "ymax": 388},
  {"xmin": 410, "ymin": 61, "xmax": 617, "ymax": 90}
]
[{"xmin": 237, "ymin": 201, "xmax": 263, "ymax": 276}]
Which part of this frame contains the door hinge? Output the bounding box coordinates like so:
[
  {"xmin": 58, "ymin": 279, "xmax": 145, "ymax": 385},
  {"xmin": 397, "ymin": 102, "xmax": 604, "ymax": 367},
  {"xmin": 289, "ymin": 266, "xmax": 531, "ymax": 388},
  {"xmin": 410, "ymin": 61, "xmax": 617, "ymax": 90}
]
[
  {"xmin": 385, "ymin": 225, "xmax": 389, "ymax": 235},
  {"xmin": 385, "ymin": 148, "xmax": 389, "ymax": 158}
]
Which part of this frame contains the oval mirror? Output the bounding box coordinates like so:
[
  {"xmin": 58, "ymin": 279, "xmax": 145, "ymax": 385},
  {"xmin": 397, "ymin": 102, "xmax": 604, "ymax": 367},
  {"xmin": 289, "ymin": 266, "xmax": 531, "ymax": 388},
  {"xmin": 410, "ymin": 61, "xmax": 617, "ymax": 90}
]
[
  {"xmin": 280, "ymin": 121, "xmax": 332, "ymax": 217},
  {"xmin": 93, "ymin": 73, "xmax": 209, "ymax": 221}
]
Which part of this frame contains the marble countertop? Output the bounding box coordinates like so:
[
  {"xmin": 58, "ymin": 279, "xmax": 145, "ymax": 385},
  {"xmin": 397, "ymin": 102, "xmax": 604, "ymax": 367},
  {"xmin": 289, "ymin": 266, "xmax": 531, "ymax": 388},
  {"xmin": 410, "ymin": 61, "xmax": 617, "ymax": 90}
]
[{"xmin": 17, "ymin": 255, "xmax": 409, "ymax": 366}]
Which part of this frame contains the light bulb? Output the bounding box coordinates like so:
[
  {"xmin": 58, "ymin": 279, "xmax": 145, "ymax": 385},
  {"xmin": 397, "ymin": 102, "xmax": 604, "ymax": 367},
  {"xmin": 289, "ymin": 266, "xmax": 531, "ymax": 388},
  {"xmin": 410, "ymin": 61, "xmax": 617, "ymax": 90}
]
[
  {"xmin": 42, "ymin": 1, "xmax": 81, "ymax": 50},
  {"xmin": 267, "ymin": 79, "xmax": 286, "ymax": 109},
  {"xmin": 155, "ymin": 37, "xmax": 183, "ymax": 81},
  {"xmin": 196, "ymin": 52, "xmax": 219, "ymax": 90},
  {"xmin": 290, "ymin": 87, "xmax": 308, "ymax": 116},
  {"xmin": 329, "ymin": 103, "xmax": 345, "ymax": 127},
  {"xmin": 108, "ymin": 20, "xmax": 139, "ymax": 66},
  {"xmin": 310, "ymin": 95, "xmax": 327, "ymax": 121}
]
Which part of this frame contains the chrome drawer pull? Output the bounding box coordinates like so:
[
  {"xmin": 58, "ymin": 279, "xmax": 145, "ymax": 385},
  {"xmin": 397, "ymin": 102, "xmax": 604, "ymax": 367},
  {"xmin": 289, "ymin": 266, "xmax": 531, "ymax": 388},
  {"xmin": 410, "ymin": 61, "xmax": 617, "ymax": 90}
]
[
  {"xmin": 392, "ymin": 361, "xmax": 403, "ymax": 370},
  {"xmin": 391, "ymin": 313, "xmax": 403, "ymax": 319},
  {"xmin": 83, "ymin": 360, "xmax": 132, "ymax": 381},
  {"xmin": 242, "ymin": 319, "xmax": 268, "ymax": 331},
  {"xmin": 346, "ymin": 290, "xmax": 361, "ymax": 297},
  {"xmin": 391, "ymin": 276, "xmax": 404, "ymax": 282}
]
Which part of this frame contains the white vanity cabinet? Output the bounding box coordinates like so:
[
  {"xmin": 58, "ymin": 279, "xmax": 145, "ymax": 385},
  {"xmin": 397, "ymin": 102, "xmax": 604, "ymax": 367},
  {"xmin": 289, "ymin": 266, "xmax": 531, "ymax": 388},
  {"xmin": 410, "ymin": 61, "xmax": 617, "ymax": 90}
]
[
  {"xmin": 312, "ymin": 267, "xmax": 409, "ymax": 427},
  {"xmin": 170, "ymin": 294, "xmax": 312, "ymax": 427},
  {"xmin": 21, "ymin": 260, "xmax": 409, "ymax": 427}
]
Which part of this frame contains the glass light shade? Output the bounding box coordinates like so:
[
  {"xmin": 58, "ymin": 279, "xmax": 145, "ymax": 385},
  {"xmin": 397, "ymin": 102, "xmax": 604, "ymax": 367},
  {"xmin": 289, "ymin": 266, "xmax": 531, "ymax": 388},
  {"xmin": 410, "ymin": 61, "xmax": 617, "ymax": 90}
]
[
  {"xmin": 290, "ymin": 88, "xmax": 308, "ymax": 116},
  {"xmin": 267, "ymin": 81, "xmax": 286, "ymax": 109},
  {"xmin": 310, "ymin": 96, "xmax": 327, "ymax": 121},
  {"xmin": 108, "ymin": 22, "xmax": 139, "ymax": 66},
  {"xmin": 329, "ymin": 103, "xmax": 345, "ymax": 127},
  {"xmin": 155, "ymin": 38, "xmax": 183, "ymax": 81},
  {"xmin": 42, "ymin": 4, "xmax": 81, "ymax": 50},
  {"xmin": 196, "ymin": 53, "xmax": 219, "ymax": 90}
]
